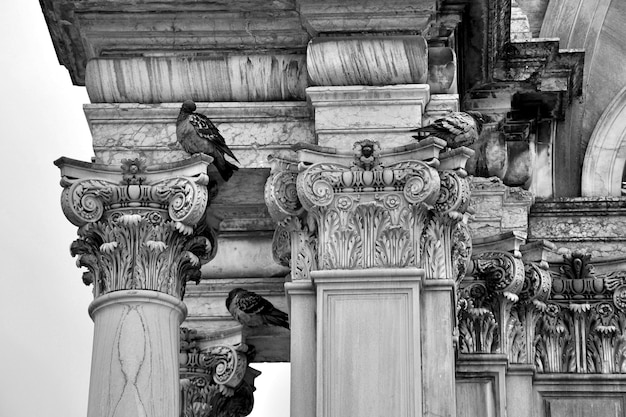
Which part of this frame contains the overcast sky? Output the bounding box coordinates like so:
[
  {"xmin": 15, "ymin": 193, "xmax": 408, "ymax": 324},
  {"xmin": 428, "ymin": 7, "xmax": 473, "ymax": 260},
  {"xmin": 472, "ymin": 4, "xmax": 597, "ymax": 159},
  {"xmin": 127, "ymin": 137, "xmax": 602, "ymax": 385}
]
[{"xmin": 0, "ymin": 3, "xmax": 288, "ymax": 416}]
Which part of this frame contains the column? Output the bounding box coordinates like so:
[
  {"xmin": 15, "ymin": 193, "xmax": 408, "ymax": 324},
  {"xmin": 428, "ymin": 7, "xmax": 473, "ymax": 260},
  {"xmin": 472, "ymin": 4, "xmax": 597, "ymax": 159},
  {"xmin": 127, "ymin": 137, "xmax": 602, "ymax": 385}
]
[
  {"xmin": 266, "ymin": 140, "xmax": 474, "ymax": 417},
  {"xmin": 57, "ymin": 156, "xmax": 217, "ymax": 417}
]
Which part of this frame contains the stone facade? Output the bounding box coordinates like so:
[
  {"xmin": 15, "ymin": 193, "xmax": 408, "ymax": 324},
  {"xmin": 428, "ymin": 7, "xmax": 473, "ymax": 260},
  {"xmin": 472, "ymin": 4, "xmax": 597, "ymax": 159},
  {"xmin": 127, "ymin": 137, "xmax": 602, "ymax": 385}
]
[{"xmin": 42, "ymin": 0, "xmax": 626, "ymax": 416}]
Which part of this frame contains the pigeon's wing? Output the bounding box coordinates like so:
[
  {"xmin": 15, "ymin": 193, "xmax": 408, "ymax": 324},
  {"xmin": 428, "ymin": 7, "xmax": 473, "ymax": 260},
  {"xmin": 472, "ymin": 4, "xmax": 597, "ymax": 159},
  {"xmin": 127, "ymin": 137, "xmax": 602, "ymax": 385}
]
[
  {"xmin": 235, "ymin": 290, "xmax": 276, "ymax": 316},
  {"xmin": 415, "ymin": 112, "xmax": 477, "ymax": 145},
  {"xmin": 189, "ymin": 113, "xmax": 240, "ymax": 162}
]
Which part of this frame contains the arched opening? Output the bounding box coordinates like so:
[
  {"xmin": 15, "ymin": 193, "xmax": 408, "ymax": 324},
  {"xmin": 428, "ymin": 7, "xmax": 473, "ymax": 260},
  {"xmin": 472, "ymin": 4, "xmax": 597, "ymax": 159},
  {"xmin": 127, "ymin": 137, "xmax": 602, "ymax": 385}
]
[{"xmin": 581, "ymin": 86, "xmax": 626, "ymax": 196}]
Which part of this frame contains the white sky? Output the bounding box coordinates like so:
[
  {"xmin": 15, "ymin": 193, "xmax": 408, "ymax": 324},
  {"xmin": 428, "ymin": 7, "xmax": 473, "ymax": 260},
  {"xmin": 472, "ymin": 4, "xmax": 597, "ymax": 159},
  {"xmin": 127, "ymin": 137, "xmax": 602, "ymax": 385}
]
[{"xmin": 0, "ymin": 3, "xmax": 289, "ymax": 416}]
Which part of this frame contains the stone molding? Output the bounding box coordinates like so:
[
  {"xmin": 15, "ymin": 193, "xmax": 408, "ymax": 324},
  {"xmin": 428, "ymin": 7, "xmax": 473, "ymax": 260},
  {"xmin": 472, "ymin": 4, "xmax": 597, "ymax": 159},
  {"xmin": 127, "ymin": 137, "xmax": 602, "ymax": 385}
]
[
  {"xmin": 86, "ymin": 56, "xmax": 308, "ymax": 103},
  {"xmin": 265, "ymin": 139, "xmax": 474, "ymax": 280},
  {"xmin": 57, "ymin": 156, "xmax": 218, "ymax": 299},
  {"xmin": 84, "ymin": 102, "xmax": 314, "ymax": 167}
]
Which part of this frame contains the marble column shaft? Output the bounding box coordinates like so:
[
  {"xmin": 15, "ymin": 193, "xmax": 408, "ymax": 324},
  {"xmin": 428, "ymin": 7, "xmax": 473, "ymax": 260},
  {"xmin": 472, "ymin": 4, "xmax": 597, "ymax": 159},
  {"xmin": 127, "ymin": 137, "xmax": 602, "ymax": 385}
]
[{"xmin": 57, "ymin": 156, "xmax": 216, "ymax": 417}]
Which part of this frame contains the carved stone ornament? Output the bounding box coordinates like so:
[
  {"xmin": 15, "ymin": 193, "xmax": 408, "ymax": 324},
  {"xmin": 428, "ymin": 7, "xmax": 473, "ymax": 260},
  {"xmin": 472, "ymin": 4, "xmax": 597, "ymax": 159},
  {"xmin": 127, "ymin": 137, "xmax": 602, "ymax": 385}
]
[
  {"xmin": 458, "ymin": 250, "xmax": 528, "ymax": 355},
  {"xmin": 533, "ymin": 253, "xmax": 626, "ymax": 374},
  {"xmin": 265, "ymin": 141, "xmax": 474, "ymax": 279},
  {"xmin": 57, "ymin": 156, "xmax": 218, "ymax": 299},
  {"xmin": 179, "ymin": 328, "xmax": 259, "ymax": 417},
  {"xmin": 458, "ymin": 250, "xmax": 626, "ymax": 374}
]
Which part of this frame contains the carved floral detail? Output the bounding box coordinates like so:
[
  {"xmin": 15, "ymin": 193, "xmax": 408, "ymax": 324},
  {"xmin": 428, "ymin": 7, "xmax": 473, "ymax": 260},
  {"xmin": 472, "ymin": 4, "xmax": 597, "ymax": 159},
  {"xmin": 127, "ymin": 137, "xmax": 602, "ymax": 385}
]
[
  {"xmin": 179, "ymin": 328, "xmax": 258, "ymax": 417},
  {"xmin": 71, "ymin": 211, "xmax": 216, "ymax": 299},
  {"xmin": 60, "ymin": 161, "xmax": 216, "ymax": 300}
]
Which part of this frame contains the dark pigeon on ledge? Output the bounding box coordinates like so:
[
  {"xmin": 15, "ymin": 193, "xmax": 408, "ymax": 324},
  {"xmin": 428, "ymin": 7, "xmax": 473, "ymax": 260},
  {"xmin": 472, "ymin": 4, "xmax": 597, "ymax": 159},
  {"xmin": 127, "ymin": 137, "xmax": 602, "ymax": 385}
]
[
  {"xmin": 226, "ymin": 288, "xmax": 290, "ymax": 330},
  {"xmin": 176, "ymin": 100, "xmax": 240, "ymax": 181},
  {"xmin": 411, "ymin": 111, "xmax": 488, "ymax": 149}
]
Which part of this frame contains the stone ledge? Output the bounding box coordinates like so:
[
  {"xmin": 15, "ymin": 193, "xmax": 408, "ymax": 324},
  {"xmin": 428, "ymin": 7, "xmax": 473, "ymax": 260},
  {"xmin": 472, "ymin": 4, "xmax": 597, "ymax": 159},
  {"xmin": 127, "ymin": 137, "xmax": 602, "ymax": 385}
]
[{"xmin": 84, "ymin": 102, "xmax": 314, "ymax": 167}]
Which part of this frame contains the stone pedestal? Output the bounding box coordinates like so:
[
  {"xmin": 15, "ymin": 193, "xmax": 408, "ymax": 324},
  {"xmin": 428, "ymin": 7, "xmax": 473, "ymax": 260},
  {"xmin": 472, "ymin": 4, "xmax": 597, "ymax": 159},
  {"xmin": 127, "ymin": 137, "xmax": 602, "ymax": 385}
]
[
  {"xmin": 313, "ymin": 268, "xmax": 423, "ymax": 417},
  {"xmin": 87, "ymin": 291, "xmax": 186, "ymax": 417}
]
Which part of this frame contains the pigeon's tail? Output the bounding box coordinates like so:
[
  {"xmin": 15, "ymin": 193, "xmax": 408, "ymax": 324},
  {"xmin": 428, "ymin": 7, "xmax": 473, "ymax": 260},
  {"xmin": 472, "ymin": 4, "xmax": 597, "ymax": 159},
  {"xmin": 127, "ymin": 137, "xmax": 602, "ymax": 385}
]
[
  {"xmin": 213, "ymin": 155, "xmax": 239, "ymax": 182},
  {"xmin": 265, "ymin": 308, "xmax": 290, "ymax": 329}
]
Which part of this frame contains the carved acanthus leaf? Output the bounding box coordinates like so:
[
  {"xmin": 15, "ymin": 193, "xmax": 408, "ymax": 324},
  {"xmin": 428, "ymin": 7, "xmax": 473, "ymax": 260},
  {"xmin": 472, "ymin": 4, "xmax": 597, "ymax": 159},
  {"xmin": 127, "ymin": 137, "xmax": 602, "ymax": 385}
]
[{"xmin": 179, "ymin": 329, "xmax": 259, "ymax": 417}]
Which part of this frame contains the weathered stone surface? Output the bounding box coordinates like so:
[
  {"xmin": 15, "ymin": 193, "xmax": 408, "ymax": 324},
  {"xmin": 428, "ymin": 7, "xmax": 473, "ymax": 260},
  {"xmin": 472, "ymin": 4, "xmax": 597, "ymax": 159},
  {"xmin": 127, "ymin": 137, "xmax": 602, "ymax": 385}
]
[
  {"xmin": 529, "ymin": 197, "xmax": 626, "ymax": 258},
  {"xmin": 85, "ymin": 102, "xmax": 314, "ymax": 167},
  {"xmin": 306, "ymin": 84, "xmax": 430, "ymax": 149},
  {"xmin": 515, "ymin": 0, "xmax": 550, "ymax": 37},
  {"xmin": 86, "ymin": 56, "xmax": 308, "ymax": 103},
  {"xmin": 428, "ymin": 47, "xmax": 457, "ymax": 94},
  {"xmin": 40, "ymin": 0, "xmax": 311, "ymax": 85},
  {"xmin": 307, "ymin": 36, "xmax": 428, "ymax": 86},
  {"xmin": 297, "ymin": 0, "xmax": 436, "ymax": 34},
  {"xmin": 469, "ymin": 177, "xmax": 534, "ymax": 239}
]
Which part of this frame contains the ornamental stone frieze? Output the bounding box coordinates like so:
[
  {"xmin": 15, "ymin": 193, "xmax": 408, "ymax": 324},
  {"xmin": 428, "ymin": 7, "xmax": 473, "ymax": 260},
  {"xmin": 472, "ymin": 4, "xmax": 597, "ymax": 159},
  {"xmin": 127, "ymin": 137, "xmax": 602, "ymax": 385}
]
[
  {"xmin": 57, "ymin": 155, "xmax": 218, "ymax": 299},
  {"xmin": 265, "ymin": 138, "xmax": 474, "ymax": 280},
  {"xmin": 179, "ymin": 328, "xmax": 259, "ymax": 417},
  {"xmin": 458, "ymin": 248, "xmax": 626, "ymax": 374}
]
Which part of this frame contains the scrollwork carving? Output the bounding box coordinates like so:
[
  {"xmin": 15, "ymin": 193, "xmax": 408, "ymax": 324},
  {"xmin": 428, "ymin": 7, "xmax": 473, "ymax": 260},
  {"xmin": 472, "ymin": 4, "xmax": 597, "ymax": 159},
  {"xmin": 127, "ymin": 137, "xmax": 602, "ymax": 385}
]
[
  {"xmin": 179, "ymin": 328, "xmax": 258, "ymax": 417},
  {"xmin": 472, "ymin": 251, "xmax": 525, "ymax": 297},
  {"xmin": 71, "ymin": 210, "xmax": 216, "ymax": 299},
  {"xmin": 60, "ymin": 159, "xmax": 217, "ymax": 300}
]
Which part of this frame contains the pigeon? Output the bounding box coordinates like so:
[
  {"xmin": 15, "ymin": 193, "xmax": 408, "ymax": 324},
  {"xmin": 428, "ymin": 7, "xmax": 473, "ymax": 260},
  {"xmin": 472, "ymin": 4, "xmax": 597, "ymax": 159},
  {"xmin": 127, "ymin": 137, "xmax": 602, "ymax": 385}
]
[
  {"xmin": 226, "ymin": 288, "xmax": 290, "ymax": 329},
  {"xmin": 176, "ymin": 100, "xmax": 240, "ymax": 181},
  {"xmin": 411, "ymin": 111, "xmax": 488, "ymax": 149}
]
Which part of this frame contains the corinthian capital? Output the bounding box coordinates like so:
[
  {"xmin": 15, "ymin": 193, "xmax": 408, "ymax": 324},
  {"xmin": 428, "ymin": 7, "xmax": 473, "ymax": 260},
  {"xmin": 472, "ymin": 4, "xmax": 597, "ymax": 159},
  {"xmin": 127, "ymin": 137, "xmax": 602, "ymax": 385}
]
[
  {"xmin": 57, "ymin": 155, "xmax": 218, "ymax": 299},
  {"xmin": 265, "ymin": 140, "xmax": 474, "ymax": 276}
]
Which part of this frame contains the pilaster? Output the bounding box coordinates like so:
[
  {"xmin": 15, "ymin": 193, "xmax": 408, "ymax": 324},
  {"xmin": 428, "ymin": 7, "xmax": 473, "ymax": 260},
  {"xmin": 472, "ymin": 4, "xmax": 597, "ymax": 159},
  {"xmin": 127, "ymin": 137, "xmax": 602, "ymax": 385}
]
[
  {"xmin": 265, "ymin": 139, "xmax": 474, "ymax": 417},
  {"xmin": 57, "ymin": 155, "xmax": 218, "ymax": 417}
]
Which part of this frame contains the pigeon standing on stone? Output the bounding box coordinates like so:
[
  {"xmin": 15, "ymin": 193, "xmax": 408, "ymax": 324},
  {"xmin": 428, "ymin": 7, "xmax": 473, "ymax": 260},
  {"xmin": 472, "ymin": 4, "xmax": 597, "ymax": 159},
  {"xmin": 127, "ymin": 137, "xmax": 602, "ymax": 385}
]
[
  {"xmin": 411, "ymin": 111, "xmax": 488, "ymax": 149},
  {"xmin": 176, "ymin": 100, "xmax": 240, "ymax": 181},
  {"xmin": 226, "ymin": 288, "xmax": 290, "ymax": 329}
]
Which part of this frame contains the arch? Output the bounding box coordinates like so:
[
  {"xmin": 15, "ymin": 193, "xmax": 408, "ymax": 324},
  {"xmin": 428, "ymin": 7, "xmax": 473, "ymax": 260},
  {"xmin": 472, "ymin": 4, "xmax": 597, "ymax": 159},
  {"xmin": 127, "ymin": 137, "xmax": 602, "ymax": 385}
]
[{"xmin": 581, "ymin": 86, "xmax": 626, "ymax": 196}]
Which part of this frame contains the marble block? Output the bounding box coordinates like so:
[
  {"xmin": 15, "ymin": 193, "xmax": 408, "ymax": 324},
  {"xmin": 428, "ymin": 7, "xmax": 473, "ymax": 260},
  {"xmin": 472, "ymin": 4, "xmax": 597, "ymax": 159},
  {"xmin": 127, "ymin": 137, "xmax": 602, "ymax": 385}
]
[
  {"xmin": 469, "ymin": 177, "xmax": 535, "ymax": 239},
  {"xmin": 84, "ymin": 102, "xmax": 314, "ymax": 167},
  {"xmin": 307, "ymin": 36, "xmax": 428, "ymax": 86},
  {"xmin": 306, "ymin": 84, "xmax": 430, "ymax": 150},
  {"xmin": 313, "ymin": 268, "xmax": 423, "ymax": 417},
  {"xmin": 86, "ymin": 55, "xmax": 308, "ymax": 103}
]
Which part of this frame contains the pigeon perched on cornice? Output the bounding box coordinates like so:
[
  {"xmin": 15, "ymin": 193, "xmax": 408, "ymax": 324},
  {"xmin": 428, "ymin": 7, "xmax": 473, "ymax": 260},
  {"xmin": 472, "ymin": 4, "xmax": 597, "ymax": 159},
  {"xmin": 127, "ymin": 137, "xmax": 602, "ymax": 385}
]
[
  {"xmin": 226, "ymin": 288, "xmax": 290, "ymax": 329},
  {"xmin": 411, "ymin": 111, "xmax": 488, "ymax": 149},
  {"xmin": 176, "ymin": 100, "xmax": 240, "ymax": 181}
]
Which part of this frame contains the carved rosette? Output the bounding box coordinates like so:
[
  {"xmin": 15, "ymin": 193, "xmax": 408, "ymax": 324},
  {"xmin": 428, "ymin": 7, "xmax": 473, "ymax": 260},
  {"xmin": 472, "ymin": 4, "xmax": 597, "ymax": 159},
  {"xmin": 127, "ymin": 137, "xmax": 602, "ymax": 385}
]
[
  {"xmin": 58, "ymin": 157, "xmax": 217, "ymax": 299},
  {"xmin": 179, "ymin": 328, "xmax": 258, "ymax": 417}
]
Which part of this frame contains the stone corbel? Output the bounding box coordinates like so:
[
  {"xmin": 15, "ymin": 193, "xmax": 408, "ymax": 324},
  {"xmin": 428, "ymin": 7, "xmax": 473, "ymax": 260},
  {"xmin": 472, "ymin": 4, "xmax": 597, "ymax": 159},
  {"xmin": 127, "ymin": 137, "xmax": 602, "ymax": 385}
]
[{"xmin": 180, "ymin": 328, "xmax": 259, "ymax": 417}]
